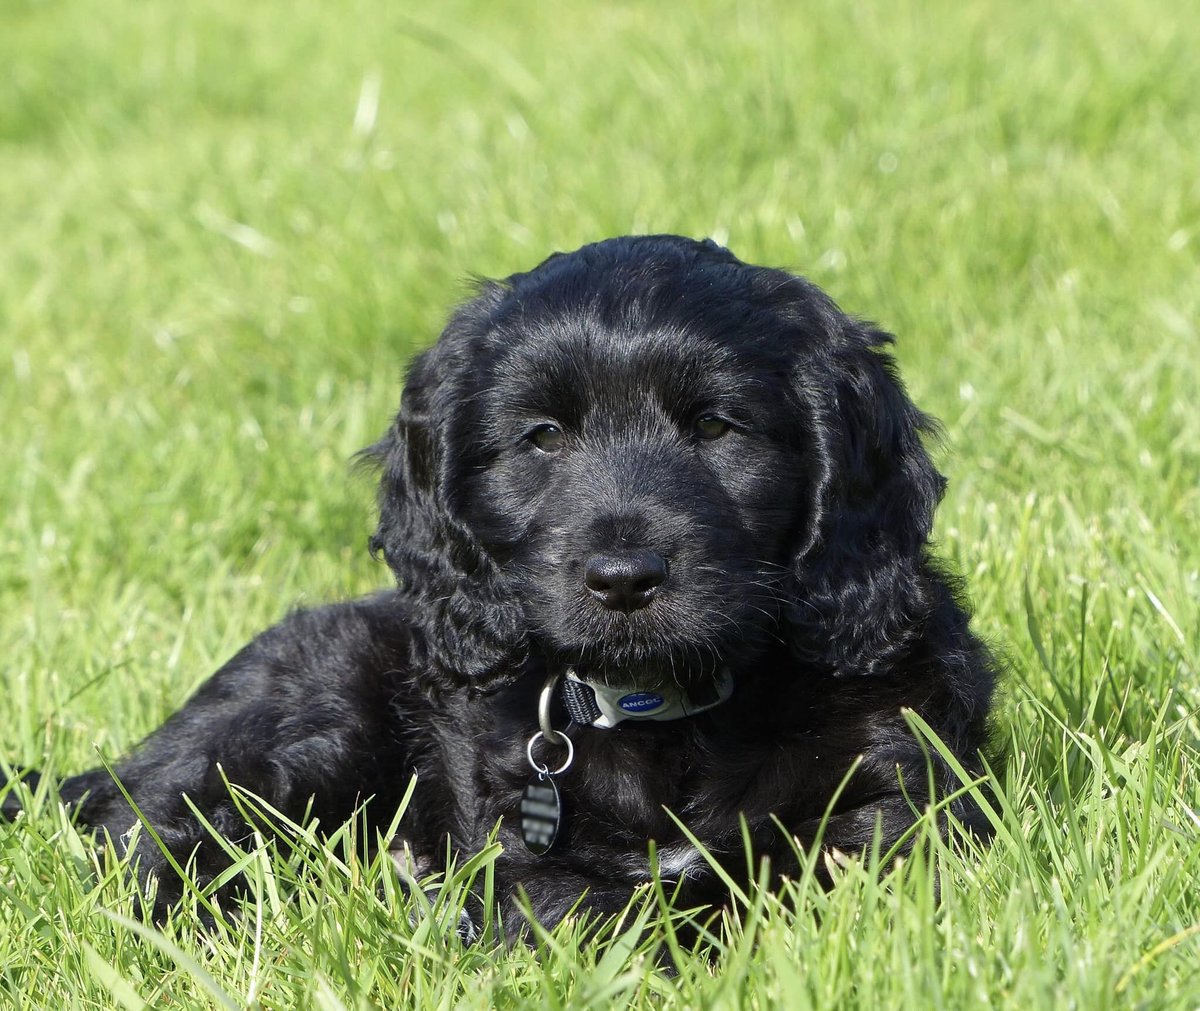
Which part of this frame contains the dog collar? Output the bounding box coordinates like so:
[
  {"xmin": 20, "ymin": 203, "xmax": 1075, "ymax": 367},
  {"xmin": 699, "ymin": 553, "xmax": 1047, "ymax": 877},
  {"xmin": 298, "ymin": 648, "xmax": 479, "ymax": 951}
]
[{"xmin": 559, "ymin": 667, "xmax": 734, "ymax": 729}]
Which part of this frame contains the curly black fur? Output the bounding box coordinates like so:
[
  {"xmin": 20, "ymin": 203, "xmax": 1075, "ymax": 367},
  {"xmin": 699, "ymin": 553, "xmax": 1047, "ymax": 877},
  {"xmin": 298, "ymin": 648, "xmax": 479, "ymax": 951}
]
[{"xmin": 4, "ymin": 236, "xmax": 996, "ymax": 935}]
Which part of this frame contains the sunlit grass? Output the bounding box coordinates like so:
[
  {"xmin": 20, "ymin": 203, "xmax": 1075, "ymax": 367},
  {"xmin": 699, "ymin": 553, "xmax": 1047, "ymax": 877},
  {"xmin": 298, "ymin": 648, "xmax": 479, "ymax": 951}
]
[{"xmin": 2, "ymin": 0, "xmax": 1197, "ymax": 1006}]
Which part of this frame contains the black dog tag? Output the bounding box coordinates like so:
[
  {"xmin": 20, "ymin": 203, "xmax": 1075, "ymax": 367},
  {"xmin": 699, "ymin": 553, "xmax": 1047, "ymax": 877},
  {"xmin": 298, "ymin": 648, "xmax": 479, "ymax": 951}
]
[{"xmin": 520, "ymin": 774, "xmax": 563, "ymax": 855}]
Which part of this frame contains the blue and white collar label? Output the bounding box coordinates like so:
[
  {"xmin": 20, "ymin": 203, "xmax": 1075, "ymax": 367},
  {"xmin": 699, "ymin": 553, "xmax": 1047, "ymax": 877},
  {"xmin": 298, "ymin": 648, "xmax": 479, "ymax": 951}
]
[{"xmin": 563, "ymin": 668, "xmax": 734, "ymax": 729}]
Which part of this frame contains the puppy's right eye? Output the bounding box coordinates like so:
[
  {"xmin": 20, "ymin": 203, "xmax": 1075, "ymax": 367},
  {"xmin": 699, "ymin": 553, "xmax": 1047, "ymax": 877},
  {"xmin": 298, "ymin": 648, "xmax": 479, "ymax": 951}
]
[
  {"xmin": 693, "ymin": 415, "xmax": 732, "ymax": 440},
  {"xmin": 527, "ymin": 424, "xmax": 565, "ymax": 453}
]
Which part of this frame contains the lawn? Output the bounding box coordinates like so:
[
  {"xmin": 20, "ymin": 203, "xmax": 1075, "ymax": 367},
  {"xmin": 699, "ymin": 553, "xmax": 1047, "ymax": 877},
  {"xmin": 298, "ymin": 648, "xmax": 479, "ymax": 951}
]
[{"xmin": 1, "ymin": 0, "xmax": 1198, "ymax": 1006}]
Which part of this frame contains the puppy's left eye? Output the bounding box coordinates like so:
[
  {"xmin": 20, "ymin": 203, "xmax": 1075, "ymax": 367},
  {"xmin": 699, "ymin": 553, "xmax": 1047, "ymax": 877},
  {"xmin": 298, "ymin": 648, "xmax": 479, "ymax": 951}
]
[
  {"xmin": 693, "ymin": 415, "xmax": 732, "ymax": 440},
  {"xmin": 527, "ymin": 424, "xmax": 565, "ymax": 453}
]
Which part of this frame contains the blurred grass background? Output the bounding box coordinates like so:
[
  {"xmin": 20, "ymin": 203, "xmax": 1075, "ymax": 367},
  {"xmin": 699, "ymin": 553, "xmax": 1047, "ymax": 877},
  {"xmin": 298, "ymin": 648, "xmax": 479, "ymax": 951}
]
[{"xmin": 1, "ymin": 0, "xmax": 1198, "ymax": 1007}]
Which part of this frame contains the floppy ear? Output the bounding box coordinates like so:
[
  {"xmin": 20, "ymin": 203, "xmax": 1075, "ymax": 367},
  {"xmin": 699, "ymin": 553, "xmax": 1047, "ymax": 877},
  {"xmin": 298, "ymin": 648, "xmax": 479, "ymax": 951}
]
[
  {"xmin": 366, "ymin": 295, "xmax": 528, "ymax": 692},
  {"xmin": 788, "ymin": 317, "xmax": 946, "ymax": 676}
]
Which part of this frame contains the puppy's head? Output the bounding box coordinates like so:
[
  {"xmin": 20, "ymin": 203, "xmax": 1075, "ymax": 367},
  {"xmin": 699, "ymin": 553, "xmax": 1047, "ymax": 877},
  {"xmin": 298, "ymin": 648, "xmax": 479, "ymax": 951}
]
[{"xmin": 369, "ymin": 236, "xmax": 943, "ymax": 692}]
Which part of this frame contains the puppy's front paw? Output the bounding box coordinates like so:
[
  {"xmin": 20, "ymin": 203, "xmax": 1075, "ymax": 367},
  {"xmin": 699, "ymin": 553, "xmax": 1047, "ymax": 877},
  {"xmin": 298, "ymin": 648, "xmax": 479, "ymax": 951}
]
[{"xmin": 389, "ymin": 838, "xmax": 479, "ymax": 943}]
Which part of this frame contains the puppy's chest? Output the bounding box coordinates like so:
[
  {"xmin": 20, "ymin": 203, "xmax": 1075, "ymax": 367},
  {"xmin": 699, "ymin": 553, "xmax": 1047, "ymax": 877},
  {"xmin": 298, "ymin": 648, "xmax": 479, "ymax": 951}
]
[{"xmin": 547, "ymin": 726, "xmax": 819, "ymax": 844}]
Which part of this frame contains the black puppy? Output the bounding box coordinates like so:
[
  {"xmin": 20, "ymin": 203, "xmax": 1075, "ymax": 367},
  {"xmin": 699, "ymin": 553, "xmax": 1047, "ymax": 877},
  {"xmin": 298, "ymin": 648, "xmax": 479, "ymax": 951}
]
[{"xmin": 6, "ymin": 236, "xmax": 995, "ymax": 934}]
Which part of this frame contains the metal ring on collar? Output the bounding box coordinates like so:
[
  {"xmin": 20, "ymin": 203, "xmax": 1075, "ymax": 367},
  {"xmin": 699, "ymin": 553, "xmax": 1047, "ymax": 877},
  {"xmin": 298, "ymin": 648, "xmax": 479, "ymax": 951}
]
[
  {"xmin": 526, "ymin": 730, "xmax": 574, "ymax": 777},
  {"xmin": 537, "ymin": 671, "xmax": 570, "ymax": 746}
]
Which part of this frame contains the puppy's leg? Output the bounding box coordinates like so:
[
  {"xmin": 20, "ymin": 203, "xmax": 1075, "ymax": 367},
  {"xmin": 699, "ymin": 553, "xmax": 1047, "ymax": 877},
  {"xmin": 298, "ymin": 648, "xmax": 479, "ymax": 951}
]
[
  {"xmin": 496, "ymin": 866, "xmax": 641, "ymax": 945},
  {"xmin": 783, "ymin": 785, "xmax": 988, "ymax": 894},
  {"xmin": 55, "ymin": 595, "xmax": 423, "ymax": 919},
  {"xmin": 0, "ymin": 767, "xmax": 42, "ymax": 819}
]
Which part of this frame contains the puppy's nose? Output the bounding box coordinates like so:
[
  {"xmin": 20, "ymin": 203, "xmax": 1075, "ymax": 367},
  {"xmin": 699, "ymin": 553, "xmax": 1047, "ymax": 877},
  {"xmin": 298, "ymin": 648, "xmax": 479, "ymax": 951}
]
[{"xmin": 584, "ymin": 550, "xmax": 668, "ymax": 612}]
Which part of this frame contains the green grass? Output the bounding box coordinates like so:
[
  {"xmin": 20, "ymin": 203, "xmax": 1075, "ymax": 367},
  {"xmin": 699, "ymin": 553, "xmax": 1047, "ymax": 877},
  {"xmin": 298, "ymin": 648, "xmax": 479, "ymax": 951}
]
[{"xmin": 2, "ymin": 0, "xmax": 1198, "ymax": 1006}]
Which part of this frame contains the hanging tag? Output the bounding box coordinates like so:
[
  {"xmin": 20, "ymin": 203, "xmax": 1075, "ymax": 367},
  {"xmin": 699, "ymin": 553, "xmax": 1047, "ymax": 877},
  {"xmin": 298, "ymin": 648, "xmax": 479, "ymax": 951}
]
[
  {"xmin": 522, "ymin": 726, "xmax": 574, "ymax": 856},
  {"xmin": 520, "ymin": 773, "xmax": 563, "ymax": 855}
]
